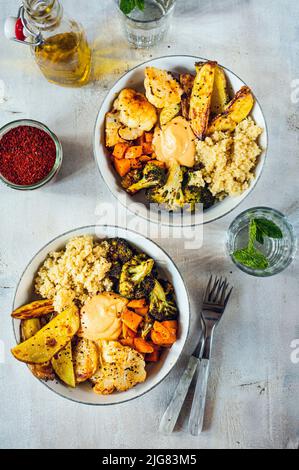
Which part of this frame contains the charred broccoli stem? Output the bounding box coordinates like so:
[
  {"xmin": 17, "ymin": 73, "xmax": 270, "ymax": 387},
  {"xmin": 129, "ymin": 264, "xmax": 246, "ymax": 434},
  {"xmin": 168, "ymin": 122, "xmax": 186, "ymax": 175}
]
[
  {"xmin": 125, "ymin": 163, "xmax": 166, "ymax": 195},
  {"xmin": 119, "ymin": 255, "xmax": 155, "ymax": 299},
  {"xmin": 121, "ymin": 169, "xmax": 142, "ymax": 191},
  {"xmin": 149, "ymin": 279, "xmax": 178, "ymax": 321},
  {"xmin": 146, "ymin": 162, "xmax": 186, "ymax": 211}
]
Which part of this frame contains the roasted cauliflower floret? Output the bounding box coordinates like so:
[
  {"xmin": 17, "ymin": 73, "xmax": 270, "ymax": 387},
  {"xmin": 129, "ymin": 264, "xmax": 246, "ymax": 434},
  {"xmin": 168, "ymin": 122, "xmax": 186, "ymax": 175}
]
[
  {"xmin": 91, "ymin": 341, "xmax": 146, "ymax": 394},
  {"xmin": 113, "ymin": 88, "xmax": 157, "ymax": 132},
  {"xmin": 105, "ymin": 110, "xmax": 125, "ymax": 148},
  {"xmin": 144, "ymin": 67, "xmax": 183, "ymax": 109}
]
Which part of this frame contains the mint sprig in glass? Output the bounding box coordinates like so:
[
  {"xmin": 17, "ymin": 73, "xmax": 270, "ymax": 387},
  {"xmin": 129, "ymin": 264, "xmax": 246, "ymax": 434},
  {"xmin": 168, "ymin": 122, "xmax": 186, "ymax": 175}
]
[{"xmin": 227, "ymin": 207, "xmax": 297, "ymax": 277}]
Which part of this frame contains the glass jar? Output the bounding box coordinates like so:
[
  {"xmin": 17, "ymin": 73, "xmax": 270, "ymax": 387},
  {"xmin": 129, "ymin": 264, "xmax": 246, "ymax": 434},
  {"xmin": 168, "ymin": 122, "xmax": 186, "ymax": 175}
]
[
  {"xmin": 116, "ymin": 0, "xmax": 176, "ymax": 48},
  {"xmin": 227, "ymin": 207, "xmax": 297, "ymax": 277},
  {"xmin": 0, "ymin": 119, "xmax": 63, "ymax": 191},
  {"xmin": 22, "ymin": 0, "xmax": 91, "ymax": 87}
]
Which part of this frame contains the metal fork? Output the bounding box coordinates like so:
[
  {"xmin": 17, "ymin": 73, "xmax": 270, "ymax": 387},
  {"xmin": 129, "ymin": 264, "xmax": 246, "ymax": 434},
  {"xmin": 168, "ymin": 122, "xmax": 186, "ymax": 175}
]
[{"xmin": 159, "ymin": 276, "xmax": 233, "ymax": 436}]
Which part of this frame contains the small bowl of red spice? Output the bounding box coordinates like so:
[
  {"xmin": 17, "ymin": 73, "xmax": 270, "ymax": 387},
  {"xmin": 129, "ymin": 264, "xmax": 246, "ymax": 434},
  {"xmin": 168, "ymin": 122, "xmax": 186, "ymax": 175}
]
[{"xmin": 0, "ymin": 119, "xmax": 62, "ymax": 190}]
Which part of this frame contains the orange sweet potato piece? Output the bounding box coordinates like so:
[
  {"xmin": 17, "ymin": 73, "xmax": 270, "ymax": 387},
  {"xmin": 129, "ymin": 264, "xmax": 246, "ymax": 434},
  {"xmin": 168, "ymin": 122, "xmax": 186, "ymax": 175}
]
[
  {"xmin": 134, "ymin": 306, "xmax": 149, "ymax": 316},
  {"xmin": 142, "ymin": 142, "xmax": 153, "ymax": 155},
  {"xmin": 127, "ymin": 299, "xmax": 147, "ymax": 309},
  {"xmin": 121, "ymin": 337, "xmax": 135, "ymax": 348},
  {"xmin": 113, "ymin": 143, "xmax": 129, "ymax": 159},
  {"xmin": 140, "ymin": 155, "xmax": 151, "ymax": 163},
  {"xmin": 129, "ymin": 158, "xmax": 143, "ymax": 169},
  {"xmin": 134, "ymin": 337, "xmax": 154, "ymax": 354},
  {"xmin": 151, "ymin": 330, "xmax": 166, "ymax": 346},
  {"xmin": 146, "ymin": 349, "xmax": 160, "ymax": 362},
  {"xmin": 113, "ymin": 158, "xmax": 131, "ymax": 177},
  {"xmin": 125, "ymin": 146, "xmax": 143, "ymax": 159},
  {"xmin": 122, "ymin": 323, "xmax": 136, "ymax": 339},
  {"xmin": 153, "ymin": 321, "xmax": 177, "ymax": 345},
  {"xmin": 122, "ymin": 309, "xmax": 143, "ymax": 332},
  {"xmin": 161, "ymin": 320, "xmax": 178, "ymax": 332},
  {"xmin": 148, "ymin": 160, "xmax": 165, "ymax": 168}
]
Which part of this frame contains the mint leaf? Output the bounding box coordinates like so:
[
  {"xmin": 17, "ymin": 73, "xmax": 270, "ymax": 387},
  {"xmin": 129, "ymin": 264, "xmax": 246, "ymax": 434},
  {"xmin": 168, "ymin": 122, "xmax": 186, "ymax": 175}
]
[
  {"xmin": 136, "ymin": 0, "xmax": 145, "ymax": 10},
  {"xmin": 233, "ymin": 248, "xmax": 269, "ymax": 270},
  {"xmin": 255, "ymin": 228, "xmax": 264, "ymax": 245},
  {"xmin": 254, "ymin": 218, "xmax": 283, "ymax": 239},
  {"xmin": 120, "ymin": 0, "xmax": 136, "ymax": 14},
  {"xmin": 248, "ymin": 219, "xmax": 257, "ymax": 252},
  {"xmin": 120, "ymin": 0, "xmax": 144, "ymax": 14}
]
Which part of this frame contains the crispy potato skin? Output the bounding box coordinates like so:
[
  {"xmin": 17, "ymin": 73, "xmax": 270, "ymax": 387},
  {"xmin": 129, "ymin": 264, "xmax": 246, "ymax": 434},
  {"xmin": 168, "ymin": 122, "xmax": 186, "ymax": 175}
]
[
  {"xmin": 207, "ymin": 86, "xmax": 254, "ymax": 134},
  {"xmin": 118, "ymin": 126, "xmax": 144, "ymax": 141},
  {"xmin": 114, "ymin": 88, "xmax": 157, "ymax": 132},
  {"xmin": 73, "ymin": 338, "xmax": 99, "ymax": 383},
  {"xmin": 52, "ymin": 342, "xmax": 76, "ymax": 387},
  {"xmin": 12, "ymin": 305, "xmax": 79, "ymax": 364},
  {"xmin": 189, "ymin": 61, "xmax": 217, "ymax": 140},
  {"xmin": 145, "ymin": 67, "xmax": 183, "ymax": 109},
  {"xmin": 12, "ymin": 300, "xmax": 54, "ymax": 319},
  {"xmin": 179, "ymin": 73, "xmax": 195, "ymax": 119},
  {"xmin": 20, "ymin": 318, "xmax": 55, "ymax": 381}
]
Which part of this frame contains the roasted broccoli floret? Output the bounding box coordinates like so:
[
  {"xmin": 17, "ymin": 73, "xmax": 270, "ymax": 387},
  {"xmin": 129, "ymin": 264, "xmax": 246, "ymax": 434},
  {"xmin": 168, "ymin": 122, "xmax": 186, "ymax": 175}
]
[
  {"xmin": 134, "ymin": 275, "xmax": 155, "ymax": 299},
  {"xmin": 149, "ymin": 279, "xmax": 178, "ymax": 321},
  {"xmin": 146, "ymin": 162, "xmax": 185, "ymax": 210},
  {"xmin": 121, "ymin": 169, "xmax": 142, "ymax": 191},
  {"xmin": 125, "ymin": 163, "xmax": 166, "ymax": 195},
  {"xmin": 119, "ymin": 255, "xmax": 155, "ymax": 299},
  {"xmin": 183, "ymin": 170, "xmax": 215, "ymax": 211},
  {"xmin": 107, "ymin": 238, "xmax": 134, "ymax": 264}
]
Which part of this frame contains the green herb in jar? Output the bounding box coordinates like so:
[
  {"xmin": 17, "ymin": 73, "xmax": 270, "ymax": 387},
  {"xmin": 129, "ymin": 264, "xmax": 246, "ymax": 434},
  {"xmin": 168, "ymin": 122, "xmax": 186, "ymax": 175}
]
[
  {"xmin": 232, "ymin": 218, "xmax": 283, "ymax": 270},
  {"xmin": 120, "ymin": 0, "xmax": 145, "ymax": 14}
]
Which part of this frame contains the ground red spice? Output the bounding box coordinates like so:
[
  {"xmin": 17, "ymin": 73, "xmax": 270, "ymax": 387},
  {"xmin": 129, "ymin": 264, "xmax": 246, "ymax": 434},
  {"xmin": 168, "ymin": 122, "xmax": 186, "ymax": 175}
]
[{"xmin": 0, "ymin": 125, "xmax": 56, "ymax": 186}]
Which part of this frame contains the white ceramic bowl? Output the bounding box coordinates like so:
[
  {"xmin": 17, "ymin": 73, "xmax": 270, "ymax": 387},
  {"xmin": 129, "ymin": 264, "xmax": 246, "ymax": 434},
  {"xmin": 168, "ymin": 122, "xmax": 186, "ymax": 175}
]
[
  {"xmin": 94, "ymin": 55, "xmax": 268, "ymax": 225},
  {"xmin": 12, "ymin": 225, "xmax": 190, "ymax": 405}
]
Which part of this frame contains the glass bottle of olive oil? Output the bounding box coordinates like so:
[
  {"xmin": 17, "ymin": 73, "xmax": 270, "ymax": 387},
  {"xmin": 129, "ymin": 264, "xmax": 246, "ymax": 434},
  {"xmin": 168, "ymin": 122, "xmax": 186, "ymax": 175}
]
[{"xmin": 23, "ymin": 0, "xmax": 91, "ymax": 87}]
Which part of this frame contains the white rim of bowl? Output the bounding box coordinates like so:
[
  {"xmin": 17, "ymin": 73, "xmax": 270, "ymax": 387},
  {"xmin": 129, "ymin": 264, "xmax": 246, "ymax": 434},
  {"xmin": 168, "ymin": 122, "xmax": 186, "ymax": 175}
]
[
  {"xmin": 93, "ymin": 54, "xmax": 269, "ymax": 227},
  {"xmin": 12, "ymin": 224, "xmax": 191, "ymax": 406}
]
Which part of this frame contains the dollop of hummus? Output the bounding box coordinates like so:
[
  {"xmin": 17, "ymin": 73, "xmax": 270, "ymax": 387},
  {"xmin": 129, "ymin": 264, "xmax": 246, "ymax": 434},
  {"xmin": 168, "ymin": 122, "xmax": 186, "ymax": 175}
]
[
  {"xmin": 78, "ymin": 293, "xmax": 128, "ymax": 341},
  {"xmin": 153, "ymin": 116, "xmax": 196, "ymax": 168}
]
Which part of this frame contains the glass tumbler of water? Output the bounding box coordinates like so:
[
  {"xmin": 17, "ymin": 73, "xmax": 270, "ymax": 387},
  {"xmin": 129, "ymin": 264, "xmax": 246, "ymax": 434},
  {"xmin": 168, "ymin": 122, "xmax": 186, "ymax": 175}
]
[{"xmin": 116, "ymin": 0, "xmax": 176, "ymax": 48}]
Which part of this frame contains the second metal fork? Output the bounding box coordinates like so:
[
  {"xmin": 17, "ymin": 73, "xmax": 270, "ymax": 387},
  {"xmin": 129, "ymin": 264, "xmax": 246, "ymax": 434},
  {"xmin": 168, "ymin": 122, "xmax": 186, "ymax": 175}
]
[{"xmin": 159, "ymin": 276, "xmax": 232, "ymax": 436}]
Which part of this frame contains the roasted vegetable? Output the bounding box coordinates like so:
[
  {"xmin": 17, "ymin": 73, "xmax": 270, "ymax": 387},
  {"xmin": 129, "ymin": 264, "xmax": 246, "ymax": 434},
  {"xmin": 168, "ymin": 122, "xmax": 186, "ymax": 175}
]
[
  {"xmin": 149, "ymin": 279, "xmax": 178, "ymax": 322},
  {"xmin": 105, "ymin": 111, "xmax": 125, "ymax": 148},
  {"xmin": 144, "ymin": 67, "xmax": 183, "ymax": 109},
  {"xmin": 73, "ymin": 338, "xmax": 99, "ymax": 384},
  {"xmin": 11, "ymin": 305, "xmax": 79, "ymax": 364},
  {"xmin": 113, "ymin": 157, "xmax": 132, "ymax": 177},
  {"xmin": 125, "ymin": 145, "xmax": 143, "ymax": 159},
  {"xmin": 52, "ymin": 341, "xmax": 75, "ymax": 387},
  {"xmin": 160, "ymin": 103, "xmax": 181, "ymax": 126},
  {"xmin": 125, "ymin": 162, "xmax": 166, "ymax": 195},
  {"xmin": 119, "ymin": 255, "xmax": 155, "ymax": 299},
  {"xmin": 211, "ymin": 65, "xmax": 229, "ymax": 115},
  {"xmin": 12, "ymin": 299, "xmax": 54, "ymax": 319},
  {"xmin": 207, "ymin": 86, "xmax": 254, "ymax": 134},
  {"xmin": 179, "ymin": 73, "xmax": 195, "ymax": 119},
  {"xmin": 20, "ymin": 318, "xmax": 55, "ymax": 381},
  {"xmin": 133, "ymin": 275, "xmax": 155, "ymax": 299},
  {"xmin": 189, "ymin": 61, "xmax": 217, "ymax": 139},
  {"xmin": 118, "ymin": 126, "xmax": 144, "ymax": 141},
  {"xmin": 114, "ymin": 88, "xmax": 157, "ymax": 131},
  {"xmin": 184, "ymin": 185, "xmax": 215, "ymax": 211},
  {"xmin": 134, "ymin": 337, "xmax": 154, "ymax": 354},
  {"xmin": 122, "ymin": 309, "xmax": 143, "ymax": 332},
  {"xmin": 112, "ymin": 142, "xmax": 129, "ymax": 159},
  {"xmin": 146, "ymin": 162, "xmax": 186, "ymax": 210},
  {"xmin": 121, "ymin": 169, "xmax": 143, "ymax": 190},
  {"xmin": 107, "ymin": 238, "xmax": 134, "ymax": 263}
]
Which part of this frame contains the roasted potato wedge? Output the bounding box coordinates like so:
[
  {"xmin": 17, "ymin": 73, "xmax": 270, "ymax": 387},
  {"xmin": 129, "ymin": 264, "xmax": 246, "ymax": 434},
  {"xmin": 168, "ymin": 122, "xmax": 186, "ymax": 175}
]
[
  {"xmin": 21, "ymin": 318, "xmax": 55, "ymax": 381},
  {"xmin": 189, "ymin": 61, "xmax": 217, "ymax": 139},
  {"xmin": 52, "ymin": 341, "xmax": 75, "ymax": 387},
  {"xmin": 179, "ymin": 73, "xmax": 195, "ymax": 119},
  {"xmin": 145, "ymin": 67, "xmax": 183, "ymax": 109},
  {"xmin": 211, "ymin": 65, "xmax": 229, "ymax": 115},
  {"xmin": 118, "ymin": 126, "xmax": 144, "ymax": 141},
  {"xmin": 11, "ymin": 305, "xmax": 79, "ymax": 364},
  {"xmin": 73, "ymin": 338, "xmax": 99, "ymax": 383},
  {"xmin": 207, "ymin": 86, "xmax": 254, "ymax": 134},
  {"xmin": 12, "ymin": 299, "xmax": 54, "ymax": 319},
  {"xmin": 160, "ymin": 103, "xmax": 181, "ymax": 126},
  {"xmin": 105, "ymin": 111, "xmax": 125, "ymax": 148}
]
